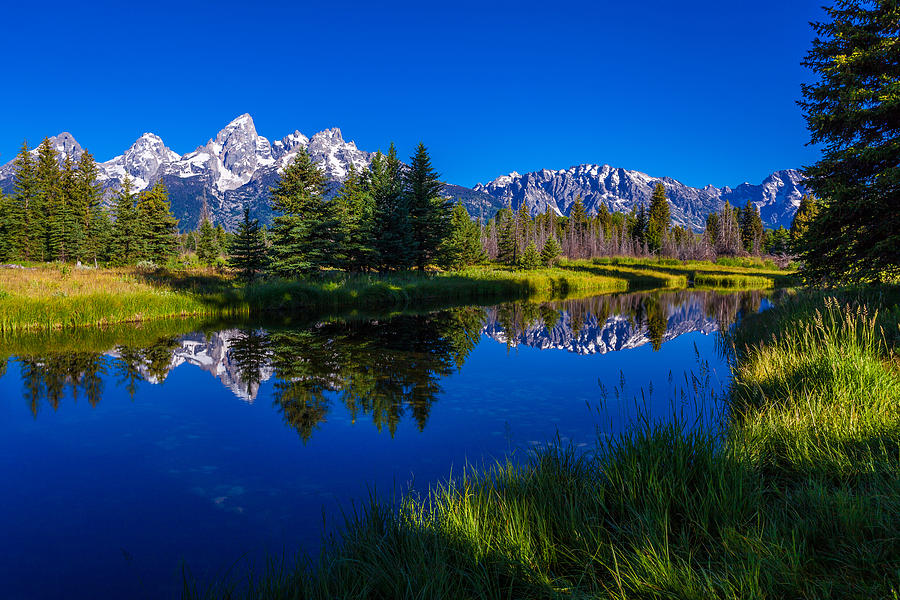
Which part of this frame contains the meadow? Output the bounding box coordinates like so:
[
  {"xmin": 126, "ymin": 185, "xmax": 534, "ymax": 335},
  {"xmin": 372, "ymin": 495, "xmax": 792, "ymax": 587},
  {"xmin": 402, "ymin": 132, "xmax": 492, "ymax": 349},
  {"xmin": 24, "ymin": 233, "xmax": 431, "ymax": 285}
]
[
  {"xmin": 185, "ymin": 289, "xmax": 900, "ymax": 599},
  {"xmin": 0, "ymin": 259, "xmax": 789, "ymax": 331}
]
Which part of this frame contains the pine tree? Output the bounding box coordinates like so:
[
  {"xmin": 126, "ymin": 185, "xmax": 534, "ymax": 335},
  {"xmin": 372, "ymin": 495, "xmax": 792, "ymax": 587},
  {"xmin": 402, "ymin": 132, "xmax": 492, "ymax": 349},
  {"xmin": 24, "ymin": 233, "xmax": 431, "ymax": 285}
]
[
  {"xmin": 540, "ymin": 235, "xmax": 561, "ymax": 266},
  {"xmin": 75, "ymin": 151, "xmax": 107, "ymax": 265},
  {"xmin": 333, "ymin": 165, "xmax": 376, "ymax": 271},
  {"xmin": 496, "ymin": 208, "xmax": 517, "ymax": 265},
  {"xmin": 4, "ymin": 141, "xmax": 36, "ymax": 260},
  {"xmin": 370, "ymin": 145, "xmax": 413, "ymax": 270},
  {"xmin": 268, "ymin": 147, "xmax": 328, "ymax": 277},
  {"xmin": 645, "ymin": 183, "xmax": 671, "ymax": 253},
  {"xmin": 34, "ymin": 138, "xmax": 62, "ymax": 261},
  {"xmin": 196, "ymin": 212, "xmax": 218, "ymax": 266},
  {"xmin": 111, "ymin": 176, "xmax": 141, "ymax": 265},
  {"xmin": 798, "ymin": 0, "xmax": 900, "ymax": 282},
  {"xmin": 135, "ymin": 182, "xmax": 178, "ymax": 265},
  {"xmin": 405, "ymin": 143, "xmax": 450, "ymax": 270},
  {"xmin": 228, "ymin": 207, "xmax": 267, "ymax": 283},
  {"xmin": 739, "ymin": 200, "xmax": 763, "ymax": 254},
  {"xmin": 632, "ymin": 203, "xmax": 648, "ymax": 248},
  {"xmin": 790, "ymin": 193, "xmax": 818, "ymax": 251},
  {"xmin": 439, "ymin": 201, "xmax": 484, "ymax": 270},
  {"xmin": 50, "ymin": 153, "xmax": 82, "ymax": 262},
  {"xmin": 518, "ymin": 241, "xmax": 541, "ymax": 270}
]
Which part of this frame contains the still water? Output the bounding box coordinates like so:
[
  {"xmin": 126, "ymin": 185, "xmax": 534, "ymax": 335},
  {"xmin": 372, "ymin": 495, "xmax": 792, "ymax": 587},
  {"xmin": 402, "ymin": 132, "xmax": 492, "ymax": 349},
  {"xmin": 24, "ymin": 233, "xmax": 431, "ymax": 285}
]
[{"xmin": 0, "ymin": 290, "xmax": 768, "ymax": 598}]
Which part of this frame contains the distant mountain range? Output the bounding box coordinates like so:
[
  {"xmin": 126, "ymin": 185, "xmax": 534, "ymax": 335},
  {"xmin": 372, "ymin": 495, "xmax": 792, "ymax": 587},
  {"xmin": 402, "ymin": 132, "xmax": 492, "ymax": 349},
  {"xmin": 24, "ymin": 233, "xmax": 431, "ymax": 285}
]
[{"xmin": 0, "ymin": 114, "xmax": 807, "ymax": 231}]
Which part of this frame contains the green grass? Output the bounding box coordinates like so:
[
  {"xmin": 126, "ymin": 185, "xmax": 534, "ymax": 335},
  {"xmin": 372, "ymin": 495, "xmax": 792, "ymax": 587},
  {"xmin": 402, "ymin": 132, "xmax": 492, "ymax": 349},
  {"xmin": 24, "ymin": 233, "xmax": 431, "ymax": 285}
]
[
  {"xmin": 0, "ymin": 265, "xmax": 626, "ymax": 332},
  {"xmin": 187, "ymin": 289, "xmax": 900, "ymax": 599},
  {"xmin": 693, "ymin": 272, "xmax": 775, "ymax": 289}
]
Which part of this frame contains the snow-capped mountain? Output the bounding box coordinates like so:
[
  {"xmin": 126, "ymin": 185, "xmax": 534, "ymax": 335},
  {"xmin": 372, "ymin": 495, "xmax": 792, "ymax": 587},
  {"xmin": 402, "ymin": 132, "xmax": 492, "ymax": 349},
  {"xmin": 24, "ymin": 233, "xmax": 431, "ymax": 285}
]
[
  {"xmin": 474, "ymin": 165, "xmax": 807, "ymax": 231},
  {"xmin": 482, "ymin": 297, "xmax": 719, "ymax": 355},
  {"xmin": 108, "ymin": 329, "xmax": 274, "ymax": 402},
  {"xmin": 0, "ymin": 114, "xmax": 806, "ymax": 231}
]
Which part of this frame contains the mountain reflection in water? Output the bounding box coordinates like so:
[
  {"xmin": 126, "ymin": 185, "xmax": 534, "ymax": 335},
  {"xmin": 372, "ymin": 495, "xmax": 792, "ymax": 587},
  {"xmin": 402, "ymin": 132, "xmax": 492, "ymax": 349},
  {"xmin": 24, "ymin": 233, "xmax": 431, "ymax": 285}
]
[{"xmin": 3, "ymin": 290, "xmax": 768, "ymax": 444}]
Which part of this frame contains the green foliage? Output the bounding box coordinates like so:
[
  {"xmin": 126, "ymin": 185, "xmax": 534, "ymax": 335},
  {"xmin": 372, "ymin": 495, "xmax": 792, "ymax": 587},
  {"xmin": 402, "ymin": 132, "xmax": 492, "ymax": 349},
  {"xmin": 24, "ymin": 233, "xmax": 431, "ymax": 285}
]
[
  {"xmin": 196, "ymin": 213, "xmax": 218, "ymax": 266},
  {"xmin": 440, "ymin": 202, "xmax": 484, "ymax": 270},
  {"xmin": 406, "ymin": 143, "xmax": 451, "ymax": 270},
  {"xmin": 517, "ymin": 240, "xmax": 540, "ymax": 270},
  {"xmin": 268, "ymin": 147, "xmax": 329, "ymax": 277},
  {"xmin": 790, "ymin": 193, "xmax": 818, "ymax": 250},
  {"xmin": 227, "ymin": 207, "xmax": 267, "ymax": 283},
  {"xmin": 645, "ymin": 182, "xmax": 670, "ymax": 253},
  {"xmin": 371, "ymin": 145, "xmax": 413, "ymax": 270},
  {"xmin": 539, "ymin": 235, "xmax": 561, "ymax": 266},
  {"xmin": 332, "ymin": 165, "xmax": 375, "ymax": 272},
  {"xmin": 798, "ymin": 1, "xmax": 900, "ymax": 283},
  {"xmin": 495, "ymin": 208, "xmax": 517, "ymax": 265},
  {"xmin": 738, "ymin": 200, "xmax": 764, "ymax": 254},
  {"xmin": 111, "ymin": 176, "xmax": 142, "ymax": 266},
  {"xmin": 135, "ymin": 182, "xmax": 178, "ymax": 264}
]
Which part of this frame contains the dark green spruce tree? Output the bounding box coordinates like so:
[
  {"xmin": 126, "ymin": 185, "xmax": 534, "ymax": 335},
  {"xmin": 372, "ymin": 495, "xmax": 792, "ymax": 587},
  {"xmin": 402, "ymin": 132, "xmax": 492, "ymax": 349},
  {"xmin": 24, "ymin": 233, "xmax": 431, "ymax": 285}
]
[
  {"xmin": 645, "ymin": 183, "xmax": 670, "ymax": 253},
  {"xmin": 333, "ymin": 165, "xmax": 375, "ymax": 271},
  {"xmin": 228, "ymin": 207, "xmax": 267, "ymax": 282},
  {"xmin": 439, "ymin": 202, "xmax": 484, "ymax": 270},
  {"xmin": 196, "ymin": 211, "xmax": 218, "ymax": 266},
  {"xmin": 135, "ymin": 182, "xmax": 178, "ymax": 265},
  {"xmin": 798, "ymin": 0, "xmax": 900, "ymax": 282},
  {"xmin": 111, "ymin": 176, "xmax": 142, "ymax": 265},
  {"xmin": 369, "ymin": 144, "xmax": 412, "ymax": 270},
  {"xmin": 405, "ymin": 143, "xmax": 451, "ymax": 270},
  {"xmin": 739, "ymin": 200, "xmax": 764, "ymax": 254},
  {"xmin": 268, "ymin": 147, "xmax": 328, "ymax": 277}
]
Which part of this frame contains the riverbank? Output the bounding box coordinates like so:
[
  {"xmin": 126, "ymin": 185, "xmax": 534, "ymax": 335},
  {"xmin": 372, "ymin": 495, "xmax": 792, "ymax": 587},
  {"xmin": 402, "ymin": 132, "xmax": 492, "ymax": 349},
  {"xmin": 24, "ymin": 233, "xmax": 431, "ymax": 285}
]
[
  {"xmin": 194, "ymin": 289, "xmax": 899, "ymax": 598},
  {"xmin": 0, "ymin": 260, "xmax": 789, "ymax": 331}
]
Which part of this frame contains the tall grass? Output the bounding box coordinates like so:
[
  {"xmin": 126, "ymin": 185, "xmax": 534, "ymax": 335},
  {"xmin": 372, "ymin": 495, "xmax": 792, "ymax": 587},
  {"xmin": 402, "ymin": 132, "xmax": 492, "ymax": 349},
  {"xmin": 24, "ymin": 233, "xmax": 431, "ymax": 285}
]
[
  {"xmin": 188, "ymin": 290, "xmax": 900, "ymax": 599},
  {"xmin": 0, "ymin": 265, "xmax": 626, "ymax": 331}
]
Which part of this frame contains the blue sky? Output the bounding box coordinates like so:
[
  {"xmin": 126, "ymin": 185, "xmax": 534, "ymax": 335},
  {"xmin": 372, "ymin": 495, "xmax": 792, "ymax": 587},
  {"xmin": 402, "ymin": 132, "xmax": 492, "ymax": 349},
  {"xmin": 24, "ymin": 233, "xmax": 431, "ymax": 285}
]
[{"xmin": 1, "ymin": 0, "xmax": 823, "ymax": 188}]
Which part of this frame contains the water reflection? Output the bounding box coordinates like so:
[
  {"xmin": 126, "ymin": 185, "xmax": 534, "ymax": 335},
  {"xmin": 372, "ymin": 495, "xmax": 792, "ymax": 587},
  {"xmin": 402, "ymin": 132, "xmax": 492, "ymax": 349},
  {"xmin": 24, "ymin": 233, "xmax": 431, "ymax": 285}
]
[{"xmin": 3, "ymin": 290, "xmax": 770, "ymax": 441}]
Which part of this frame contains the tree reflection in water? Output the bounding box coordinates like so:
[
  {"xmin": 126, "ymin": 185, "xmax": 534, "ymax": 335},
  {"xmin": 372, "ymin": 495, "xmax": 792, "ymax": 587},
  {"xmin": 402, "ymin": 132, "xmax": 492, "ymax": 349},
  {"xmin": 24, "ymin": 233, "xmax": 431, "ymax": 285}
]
[{"xmin": 1, "ymin": 290, "xmax": 775, "ymax": 439}]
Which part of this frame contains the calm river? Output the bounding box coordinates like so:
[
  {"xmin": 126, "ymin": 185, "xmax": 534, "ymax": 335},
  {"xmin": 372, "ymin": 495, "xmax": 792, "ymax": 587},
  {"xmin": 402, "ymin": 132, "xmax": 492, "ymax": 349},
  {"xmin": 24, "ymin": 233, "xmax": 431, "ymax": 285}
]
[{"xmin": 0, "ymin": 290, "xmax": 770, "ymax": 598}]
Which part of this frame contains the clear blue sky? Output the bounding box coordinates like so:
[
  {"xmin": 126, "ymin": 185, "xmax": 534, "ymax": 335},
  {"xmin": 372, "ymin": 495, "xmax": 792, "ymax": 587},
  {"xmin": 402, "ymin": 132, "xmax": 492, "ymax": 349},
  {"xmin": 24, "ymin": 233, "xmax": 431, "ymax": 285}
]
[{"xmin": 1, "ymin": 0, "xmax": 823, "ymax": 188}]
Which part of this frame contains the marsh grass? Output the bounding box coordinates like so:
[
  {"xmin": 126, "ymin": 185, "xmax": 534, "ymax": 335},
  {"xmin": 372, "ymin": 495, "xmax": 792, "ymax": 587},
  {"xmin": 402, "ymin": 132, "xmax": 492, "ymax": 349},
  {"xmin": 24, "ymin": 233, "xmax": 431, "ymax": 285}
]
[
  {"xmin": 0, "ymin": 266, "xmax": 625, "ymax": 331},
  {"xmin": 187, "ymin": 290, "xmax": 900, "ymax": 599}
]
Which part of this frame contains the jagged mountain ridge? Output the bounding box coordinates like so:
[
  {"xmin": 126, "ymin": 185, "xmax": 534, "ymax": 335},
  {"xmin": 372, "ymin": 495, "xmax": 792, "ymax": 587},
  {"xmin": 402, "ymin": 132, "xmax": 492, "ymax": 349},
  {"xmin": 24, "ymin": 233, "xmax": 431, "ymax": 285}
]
[
  {"xmin": 0, "ymin": 114, "xmax": 804, "ymax": 231},
  {"xmin": 482, "ymin": 299, "xmax": 718, "ymax": 355},
  {"xmin": 474, "ymin": 164, "xmax": 807, "ymax": 230}
]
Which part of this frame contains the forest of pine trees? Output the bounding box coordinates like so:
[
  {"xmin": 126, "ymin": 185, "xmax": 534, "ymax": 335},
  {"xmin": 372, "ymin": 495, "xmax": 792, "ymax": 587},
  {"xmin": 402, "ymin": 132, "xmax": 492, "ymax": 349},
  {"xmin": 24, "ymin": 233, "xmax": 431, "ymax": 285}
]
[
  {"xmin": 0, "ymin": 137, "xmax": 801, "ymax": 276},
  {"xmin": 0, "ymin": 139, "xmax": 181, "ymax": 266}
]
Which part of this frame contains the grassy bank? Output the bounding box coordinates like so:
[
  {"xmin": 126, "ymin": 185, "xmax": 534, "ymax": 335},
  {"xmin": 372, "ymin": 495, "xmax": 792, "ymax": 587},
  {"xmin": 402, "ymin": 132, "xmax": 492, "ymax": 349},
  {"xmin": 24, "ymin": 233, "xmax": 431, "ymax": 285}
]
[
  {"xmin": 0, "ymin": 265, "xmax": 626, "ymax": 332},
  {"xmin": 195, "ymin": 290, "xmax": 899, "ymax": 599},
  {"xmin": 0, "ymin": 260, "xmax": 790, "ymax": 331}
]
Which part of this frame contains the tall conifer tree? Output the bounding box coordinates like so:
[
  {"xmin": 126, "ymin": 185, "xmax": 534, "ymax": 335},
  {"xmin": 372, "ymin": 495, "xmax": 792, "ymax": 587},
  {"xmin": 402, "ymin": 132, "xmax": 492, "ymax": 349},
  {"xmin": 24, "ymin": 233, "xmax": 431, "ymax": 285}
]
[
  {"xmin": 646, "ymin": 183, "xmax": 671, "ymax": 253},
  {"xmin": 228, "ymin": 207, "xmax": 267, "ymax": 282},
  {"xmin": 405, "ymin": 143, "xmax": 450, "ymax": 270}
]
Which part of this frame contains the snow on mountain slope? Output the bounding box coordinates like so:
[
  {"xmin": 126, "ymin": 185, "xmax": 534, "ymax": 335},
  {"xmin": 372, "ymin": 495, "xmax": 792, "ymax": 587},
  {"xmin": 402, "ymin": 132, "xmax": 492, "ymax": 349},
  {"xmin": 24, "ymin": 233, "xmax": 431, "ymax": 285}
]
[{"xmin": 0, "ymin": 114, "xmax": 807, "ymax": 231}]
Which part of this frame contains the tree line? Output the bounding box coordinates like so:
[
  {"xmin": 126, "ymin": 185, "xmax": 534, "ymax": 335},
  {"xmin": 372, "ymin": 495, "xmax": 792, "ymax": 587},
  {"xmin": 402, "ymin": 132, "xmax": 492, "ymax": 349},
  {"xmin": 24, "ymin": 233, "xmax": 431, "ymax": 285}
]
[{"xmin": 0, "ymin": 137, "xmax": 814, "ymax": 278}]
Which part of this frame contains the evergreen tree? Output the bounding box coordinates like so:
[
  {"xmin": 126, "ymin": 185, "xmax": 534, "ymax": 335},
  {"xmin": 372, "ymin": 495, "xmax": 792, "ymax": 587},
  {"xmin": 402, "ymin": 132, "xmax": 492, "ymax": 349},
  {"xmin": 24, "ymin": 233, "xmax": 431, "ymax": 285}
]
[
  {"xmin": 111, "ymin": 176, "xmax": 141, "ymax": 265},
  {"xmin": 739, "ymin": 200, "xmax": 764, "ymax": 254},
  {"xmin": 75, "ymin": 151, "xmax": 107, "ymax": 265},
  {"xmin": 632, "ymin": 203, "xmax": 648, "ymax": 247},
  {"xmin": 518, "ymin": 241, "xmax": 541, "ymax": 270},
  {"xmin": 495, "ymin": 208, "xmax": 517, "ymax": 265},
  {"xmin": 268, "ymin": 147, "xmax": 328, "ymax": 277},
  {"xmin": 405, "ymin": 143, "xmax": 450, "ymax": 270},
  {"xmin": 333, "ymin": 165, "xmax": 375, "ymax": 271},
  {"xmin": 439, "ymin": 201, "xmax": 484, "ymax": 270},
  {"xmin": 228, "ymin": 207, "xmax": 267, "ymax": 282},
  {"xmin": 645, "ymin": 183, "xmax": 670, "ymax": 253},
  {"xmin": 798, "ymin": 0, "xmax": 900, "ymax": 282},
  {"xmin": 790, "ymin": 193, "xmax": 818, "ymax": 251},
  {"xmin": 370, "ymin": 145, "xmax": 412, "ymax": 270},
  {"xmin": 135, "ymin": 182, "xmax": 178, "ymax": 265},
  {"xmin": 196, "ymin": 212, "xmax": 218, "ymax": 266},
  {"xmin": 540, "ymin": 235, "xmax": 561, "ymax": 266},
  {"xmin": 50, "ymin": 153, "xmax": 82, "ymax": 262},
  {"xmin": 33, "ymin": 138, "xmax": 62, "ymax": 261},
  {"xmin": 5, "ymin": 141, "xmax": 36, "ymax": 260}
]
